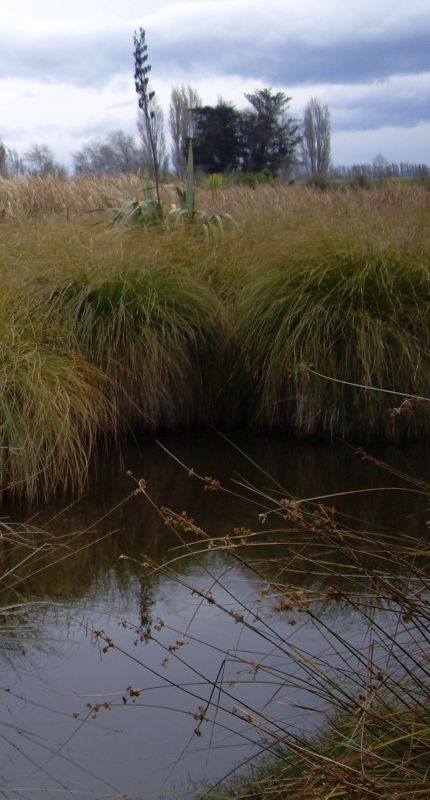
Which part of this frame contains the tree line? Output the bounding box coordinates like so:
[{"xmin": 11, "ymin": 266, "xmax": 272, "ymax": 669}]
[
  {"xmin": 0, "ymin": 77, "xmax": 333, "ymax": 181},
  {"xmin": 0, "ymin": 96, "xmax": 427, "ymax": 183},
  {"xmin": 329, "ymin": 158, "xmax": 429, "ymax": 181}
]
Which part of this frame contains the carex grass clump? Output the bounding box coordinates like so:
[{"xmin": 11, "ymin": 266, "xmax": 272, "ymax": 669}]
[
  {"xmin": 0, "ymin": 183, "xmax": 428, "ymax": 498},
  {"xmin": 0, "ymin": 285, "xmax": 111, "ymax": 501},
  {"xmin": 59, "ymin": 263, "xmax": 226, "ymax": 432},
  {"xmin": 10, "ymin": 220, "xmax": 227, "ymax": 431},
  {"xmin": 231, "ymin": 214, "xmax": 430, "ymax": 438}
]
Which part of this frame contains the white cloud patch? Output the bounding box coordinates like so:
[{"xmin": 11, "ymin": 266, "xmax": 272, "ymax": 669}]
[{"xmin": 0, "ymin": 76, "xmax": 137, "ymax": 163}]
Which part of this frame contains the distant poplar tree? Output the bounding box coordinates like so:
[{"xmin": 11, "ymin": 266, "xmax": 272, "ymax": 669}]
[
  {"xmin": 137, "ymin": 100, "xmax": 169, "ymax": 178},
  {"xmin": 169, "ymin": 85, "xmax": 201, "ymax": 176},
  {"xmin": 301, "ymin": 97, "xmax": 331, "ymax": 180},
  {"xmin": 0, "ymin": 144, "xmax": 25, "ymax": 177}
]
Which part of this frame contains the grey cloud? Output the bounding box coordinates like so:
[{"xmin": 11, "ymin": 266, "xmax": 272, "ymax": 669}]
[
  {"xmin": 333, "ymin": 90, "xmax": 430, "ymax": 132},
  {"xmin": 1, "ymin": 125, "xmax": 29, "ymax": 138},
  {"xmin": 0, "ymin": 31, "xmax": 131, "ymax": 86},
  {"xmin": 0, "ymin": 24, "xmax": 428, "ymax": 135},
  {"xmin": 0, "ymin": 26, "xmax": 428, "ymax": 90},
  {"xmin": 149, "ymin": 33, "xmax": 430, "ymax": 89},
  {"xmin": 66, "ymin": 120, "xmax": 137, "ymax": 141},
  {"xmin": 273, "ymin": 36, "xmax": 430, "ymax": 86}
]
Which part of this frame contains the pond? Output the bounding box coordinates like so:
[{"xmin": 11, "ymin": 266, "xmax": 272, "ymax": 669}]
[{"xmin": 0, "ymin": 434, "xmax": 428, "ymax": 799}]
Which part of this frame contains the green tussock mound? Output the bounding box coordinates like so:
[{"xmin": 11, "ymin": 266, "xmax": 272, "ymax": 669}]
[
  {"xmin": 231, "ymin": 218, "xmax": 430, "ymax": 437},
  {"xmin": 0, "ymin": 183, "xmax": 428, "ymax": 498}
]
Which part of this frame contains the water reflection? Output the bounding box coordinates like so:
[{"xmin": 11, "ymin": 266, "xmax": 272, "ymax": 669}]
[{"xmin": 0, "ymin": 435, "xmax": 428, "ymax": 799}]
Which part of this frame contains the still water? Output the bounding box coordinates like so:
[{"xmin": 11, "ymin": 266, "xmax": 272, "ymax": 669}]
[{"xmin": 0, "ymin": 434, "xmax": 428, "ymax": 799}]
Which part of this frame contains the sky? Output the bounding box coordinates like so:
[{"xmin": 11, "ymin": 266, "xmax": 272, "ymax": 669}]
[{"xmin": 0, "ymin": 0, "xmax": 429, "ymax": 170}]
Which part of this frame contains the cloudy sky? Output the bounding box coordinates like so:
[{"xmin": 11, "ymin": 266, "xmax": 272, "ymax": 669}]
[{"xmin": 1, "ymin": 0, "xmax": 429, "ymax": 170}]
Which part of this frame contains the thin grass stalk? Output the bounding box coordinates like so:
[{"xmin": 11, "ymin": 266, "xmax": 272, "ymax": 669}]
[{"xmin": 115, "ymin": 441, "xmax": 430, "ymax": 800}]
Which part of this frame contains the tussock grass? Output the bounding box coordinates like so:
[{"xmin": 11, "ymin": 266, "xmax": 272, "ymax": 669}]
[
  {"xmin": 0, "ymin": 219, "xmax": 225, "ymax": 497},
  {"xmin": 0, "ymin": 284, "xmax": 111, "ymax": 501},
  {"xmin": 1, "ymin": 175, "xmax": 428, "ymax": 222},
  {"xmin": 0, "ymin": 181, "xmax": 429, "ymax": 497},
  {"xmin": 30, "ymin": 222, "xmax": 225, "ymax": 430},
  {"xmin": 227, "ymin": 201, "xmax": 430, "ymax": 437},
  {"xmin": 57, "ymin": 262, "xmax": 225, "ymax": 432}
]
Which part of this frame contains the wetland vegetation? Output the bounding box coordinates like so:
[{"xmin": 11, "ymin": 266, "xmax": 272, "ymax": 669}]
[
  {"xmin": 2, "ymin": 436, "xmax": 430, "ymax": 799},
  {"xmin": 0, "ymin": 177, "xmax": 429, "ymax": 500},
  {"xmin": 0, "ymin": 176, "xmax": 429, "ymax": 799}
]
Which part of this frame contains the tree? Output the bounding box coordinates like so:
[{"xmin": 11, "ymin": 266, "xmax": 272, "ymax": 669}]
[
  {"xmin": 185, "ymin": 88, "xmax": 301, "ymax": 177},
  {"xmin": 301, "ymin": 97, "xmax": 331, "ymax": 180},
  {"xmin": 137, "ymin": 100, "xmax": 168, "ymax": 179},
  {"xmin": 192, "ymin": 102, "xmax": 242, "ymax": 173},
  {"xmin": 169, "ymin": 84, "xmax": 201, "ymax": 176},
  {"xmin": 133, "ymin": 27, "xmax": 162, "ymax": 203},
  {"xmin": 73, "ymin": 131, "xmax": 142, "ymax": 176},
  {"xmin": 0, "ymin": 146, "xmax": 24, "ymax": 177},
  {"xmin": 240, "ymin": 88, "xmax": 301, "ymax": 175},
  {"xmin": 0, "ymin": 144, "xmax": 6, "ymax": 176},
  {"xmin": 372, "ymin": 154, "xmax": 391, "ymax": 179},
  {"xmin": 108, "ymin": 130, "xmax": 142, "ymax": 174},
  {"xmin": 23, "ymin": 144, "xmax": 66, "ymax": 177}
]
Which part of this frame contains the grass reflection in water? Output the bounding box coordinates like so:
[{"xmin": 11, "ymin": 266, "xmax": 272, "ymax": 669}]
[{"xmin": 0, "ymin": 436, "xmax": 429, "ymax": 799}]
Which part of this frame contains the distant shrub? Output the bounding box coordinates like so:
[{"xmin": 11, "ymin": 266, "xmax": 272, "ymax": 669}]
[
  {"xmin": 207, "ymin": 173, "xmax": 224, "ymax": 191},
  {"xmin": 234, "ymin": 169, "xmax": 275, "ymax": 189},
  {"xmin": 351, "ymin": 173, "xmax": 372, "ymax": 190}
]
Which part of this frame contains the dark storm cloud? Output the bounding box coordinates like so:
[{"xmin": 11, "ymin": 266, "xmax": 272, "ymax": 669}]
[
  {"xmin": 0, "ymin": 24, "xmax": 429, "ymax": 136},
  {"xmin": 0, "ymin": 25, "xmax": 428, "ymax": 90},
  {"xmin": 270, "ymin": 36, "xmax": 429, "ymax": 86},
  {"xmin": 149, "ymin": 33, "xmax": 430, "ymax": 91},
  {"xmin": 0, "ymin": 31, "xmax": 131, "ymax": 85},
  {"xmin": 333, "ymin": 88, "xmax": 430, "ymax": 132}
]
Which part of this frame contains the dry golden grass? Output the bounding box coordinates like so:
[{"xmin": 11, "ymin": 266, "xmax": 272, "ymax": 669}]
[
  {"xmin": 0, "ymin": 174, "xmax": 428, "ymax": 222},
  {"xmin": 0, "ymin": 174, "xmax": 177, "ymax": 219}
]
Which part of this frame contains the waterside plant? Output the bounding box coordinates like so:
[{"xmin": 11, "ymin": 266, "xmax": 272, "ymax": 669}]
[
  {"xmin": 122, "ymin": 438, "xmax": 430, "ymax": 800},
  {"xmin": 231, "ymin": 216, "xmax": 430, "ymax": 436},
  {"xmin": 0, "ymin": 182, "xmax": 428, "ymax": 499}
]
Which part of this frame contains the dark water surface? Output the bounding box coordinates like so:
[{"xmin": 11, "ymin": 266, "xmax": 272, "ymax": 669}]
[{"xmin": 0, "ymin": 434, "xmax": 428, "ymax": 799}]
